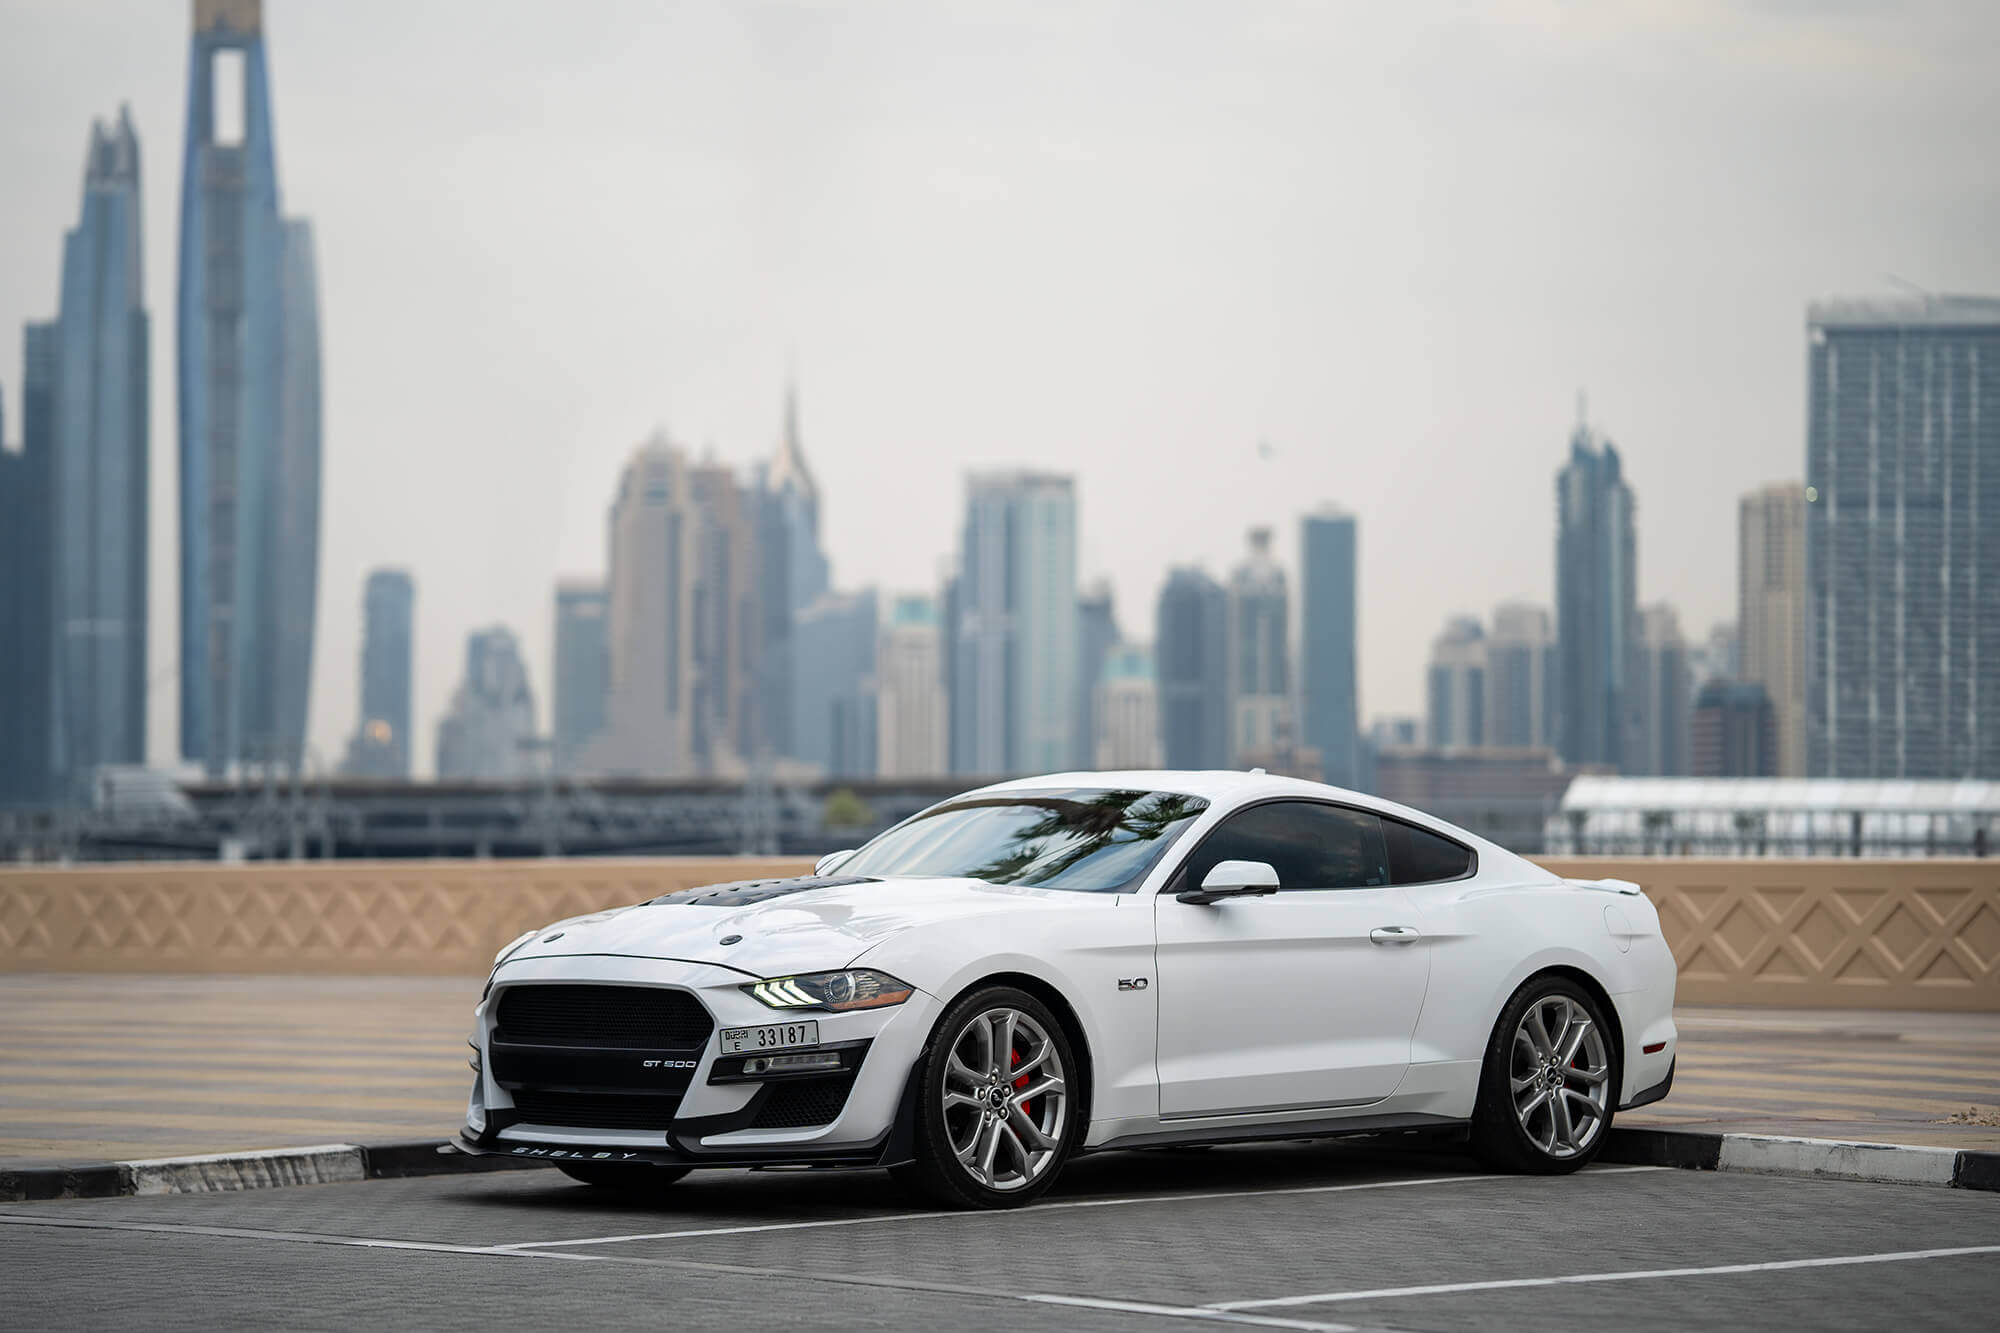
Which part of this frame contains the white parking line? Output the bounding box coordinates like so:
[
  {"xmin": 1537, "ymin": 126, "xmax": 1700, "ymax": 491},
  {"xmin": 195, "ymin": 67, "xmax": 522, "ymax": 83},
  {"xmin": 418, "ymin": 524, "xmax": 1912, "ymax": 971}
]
[
  {"xmin": 493, "ymin": 1165, "xmax": 1663, "ymax": 1251},
  {"xmin": 0, "ymin": 1212, "xmax": 1353, "ymax": 1332},
  {"xmin": 1206, "ymin": 1244, "xmax": 2000, "ymax": 1311}
]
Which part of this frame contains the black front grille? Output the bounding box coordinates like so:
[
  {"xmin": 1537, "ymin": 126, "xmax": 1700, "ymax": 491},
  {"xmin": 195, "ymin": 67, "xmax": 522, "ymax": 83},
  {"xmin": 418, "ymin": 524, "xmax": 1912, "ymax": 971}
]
[
  {"xmin": 751, "ymin": 1070, "xmax": 859, "ymax": 1130},
  {"xmin": 496, "ymin": 985, "xmax": 714, "ymax": 1050},
  {"xmin": 510, "ymin": 1089, "xmax": 682, "ymax": 1131}
]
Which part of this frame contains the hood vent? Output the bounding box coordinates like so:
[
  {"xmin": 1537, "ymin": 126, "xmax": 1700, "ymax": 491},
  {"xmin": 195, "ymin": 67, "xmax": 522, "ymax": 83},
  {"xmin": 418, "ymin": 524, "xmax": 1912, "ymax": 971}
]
[{"xmin": 644, "ymin": 874, "xmax": 879, "ymax": 908}]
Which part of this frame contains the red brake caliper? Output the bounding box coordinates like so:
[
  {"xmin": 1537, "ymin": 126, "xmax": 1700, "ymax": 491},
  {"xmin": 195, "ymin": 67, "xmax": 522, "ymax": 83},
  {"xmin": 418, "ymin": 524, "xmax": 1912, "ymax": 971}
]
[{"xmin": 1011, "ymin": 1046, "xmax": 1030, "ymax": 1118}]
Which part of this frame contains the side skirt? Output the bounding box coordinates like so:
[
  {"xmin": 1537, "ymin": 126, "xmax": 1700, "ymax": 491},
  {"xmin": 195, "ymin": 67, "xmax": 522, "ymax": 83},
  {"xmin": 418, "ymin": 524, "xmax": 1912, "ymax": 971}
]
[{"xmin": 1086, "ymin": 1111, "xmax": 1467, "ymax": 1154}]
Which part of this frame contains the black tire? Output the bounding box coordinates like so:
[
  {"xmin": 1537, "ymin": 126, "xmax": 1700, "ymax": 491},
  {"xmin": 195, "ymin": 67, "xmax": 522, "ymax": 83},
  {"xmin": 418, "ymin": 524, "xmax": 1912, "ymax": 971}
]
[
  {"xmin": 1469, "ymin": 974, "xmax": 1618, "ymax": 1175},
  {"xmin": 890, "ymin": 984, "xmax": 1083, "ymax": 1209},
  {"xmin": 556, "ymin": 1161, "xmax": 693, "ymax": 1190}
]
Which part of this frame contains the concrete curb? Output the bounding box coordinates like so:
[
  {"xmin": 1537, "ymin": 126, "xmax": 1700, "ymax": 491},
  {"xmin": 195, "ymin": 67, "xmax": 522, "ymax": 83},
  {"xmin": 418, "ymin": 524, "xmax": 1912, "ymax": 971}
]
[
  {"xmin": 4, "ymin": 1129, "xmax": 1994, "ymax": 1203},
  {"xmin": 1603, "ymin": 1127, "xmax": 2000, "ymax": 1192},
  {"xmin": 0, "ymin": 1140, "xmax": 545, "ymax": 1203}
]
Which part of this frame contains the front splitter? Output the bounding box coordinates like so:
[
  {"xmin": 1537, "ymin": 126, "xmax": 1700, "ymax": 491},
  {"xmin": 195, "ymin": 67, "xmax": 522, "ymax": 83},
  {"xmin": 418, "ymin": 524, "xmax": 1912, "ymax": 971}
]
[{"xmin": 450, "ymin": 1132, "xmax": 894, "ymax": 1171}]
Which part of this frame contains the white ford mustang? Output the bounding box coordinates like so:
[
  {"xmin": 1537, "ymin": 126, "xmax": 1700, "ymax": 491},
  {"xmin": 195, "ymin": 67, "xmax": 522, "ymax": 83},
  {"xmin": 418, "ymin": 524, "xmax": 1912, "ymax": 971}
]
[{"xmin": 455, "ymin": 771, "xmax": 1678, "ymax": 1208}]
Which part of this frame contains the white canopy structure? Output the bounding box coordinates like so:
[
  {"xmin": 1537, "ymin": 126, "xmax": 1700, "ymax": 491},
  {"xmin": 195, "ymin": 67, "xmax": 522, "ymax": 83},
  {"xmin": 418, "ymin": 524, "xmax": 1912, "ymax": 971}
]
[{"xmin": 1548, "ymin": 777, "xmax": 1999, "ymax": 858}]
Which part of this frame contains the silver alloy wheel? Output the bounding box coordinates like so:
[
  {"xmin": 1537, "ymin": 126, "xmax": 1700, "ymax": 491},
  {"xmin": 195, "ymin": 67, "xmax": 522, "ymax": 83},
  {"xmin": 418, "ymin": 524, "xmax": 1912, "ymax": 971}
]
[
  {"xmin": 1509, "ymin": 993, "xmax": 1610, "ymax": 1159},
  {"xmin": 941, "ymin": 1006, "xmax": 1068, "ymax": 1192}
]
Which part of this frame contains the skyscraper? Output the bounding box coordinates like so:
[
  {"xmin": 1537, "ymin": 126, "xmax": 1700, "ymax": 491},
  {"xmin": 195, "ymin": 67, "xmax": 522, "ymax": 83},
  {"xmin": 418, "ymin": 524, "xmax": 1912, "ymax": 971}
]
[
  {"xmin": 580, "ymin": 438, "xmax": 696, "ymax": 776},
  {"xmin": 1486, "ymin": 603, "xmax": 1556, "ymax": 750},
  {"xmin": 751, "ymin": 385, "xmax": 829, "ymax": 766},
  {"xmin": 1691, "ymin": 680, "xmax": 1777, "ymax": 778},
  {"xmin": 1739, "ymin": 482, "xmax": 1807, "ymax": 777},
  {"xmin": 795, "ymin": 590, "xmax": 878, "ymax": 778},
  {"xmin": 1073, "ymin": 582, "xmax": 1119, "ymax": 769},
  {"xmin": 341, "ymin": 569, "xmax": 414, "ymax": 778},
  {"xmin": 1426, "ymin": 616, "xmax": 1486, "ymax": 749},
  {"xmin": 1226, "ymin": 528, "xmax": 1290, "ymax": 766},
  {"xmin": 876, "ymin": 594, "xmax": 946, "ymax": 778},
  {"xmin": 47, "ymin": 108, "xmax": 151, "ymax": 799},
  {"xmin": 1555, "ymin": 412, "xmax": 1637, "ymax": 770},
  {"xmin": 1807, "ymin": 296, "xmax": 2000, "ymax": 778},
  {"xmin": 1626, "ymin": 603, "xmax": 1690, "ymax": 776},
  {"xmin": 178, "ymin": 0, "xmax": 321, "ymax": 775},
  {"xmin": 1300, "ymin": 509, "xmax": 1358, "ymax": 787},
  {"xmin": 949, "ymin": 472, "xmax": 1077, "ymax": 775},
  {"xmin": 435, "ymin": 626, "xmax": 537, "ymax": 781},
  {"xmin": 1094, "ymin": 643, "xmax": 1161, "ymax": 769},
  {"xmin": 0, "ymin": 328, "xmax": 58, "ymax": 806},
  {"xmin": 1155, "ymin": 567, "xmax": 1229, "ymax": 770},
  {"xmin": 689, "ymin": 459, "xmax": 758, "ymax": 771},
  {"xmin": 551, "ymin": 579, "xmax": 608, "ymax": 774}
]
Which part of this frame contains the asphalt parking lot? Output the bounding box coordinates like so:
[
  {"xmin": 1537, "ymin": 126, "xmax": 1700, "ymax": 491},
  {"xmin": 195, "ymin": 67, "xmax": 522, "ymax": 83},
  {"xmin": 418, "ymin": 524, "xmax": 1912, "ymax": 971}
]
[{"xmin": 2, "ymin": 1141, "xmax": 1996, "ymax": 1332}]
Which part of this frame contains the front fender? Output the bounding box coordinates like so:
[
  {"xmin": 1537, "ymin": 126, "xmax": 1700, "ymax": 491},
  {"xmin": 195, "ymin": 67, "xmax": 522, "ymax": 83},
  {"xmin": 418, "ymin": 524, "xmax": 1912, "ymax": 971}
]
[{"xmin": 849, "ymin": 905, "xmax": 1159, "ymax": 1127}]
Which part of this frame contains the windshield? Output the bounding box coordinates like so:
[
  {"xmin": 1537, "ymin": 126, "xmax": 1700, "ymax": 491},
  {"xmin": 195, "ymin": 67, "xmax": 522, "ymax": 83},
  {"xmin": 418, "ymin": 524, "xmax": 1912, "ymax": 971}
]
[{"xmin": 837, "ymin": 788, "xmax": 1210, "ymax": 893}]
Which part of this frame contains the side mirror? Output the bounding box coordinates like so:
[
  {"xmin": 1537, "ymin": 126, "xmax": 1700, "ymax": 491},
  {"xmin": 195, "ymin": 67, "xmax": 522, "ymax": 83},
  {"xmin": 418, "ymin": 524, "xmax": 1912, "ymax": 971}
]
[
  {"xmin": 814, "ymin": 849, "xmax": 858, "ymax": 877},
  {"xmin": 1177, "ymin": 859, "xmax": 1281, "ymax": 905}
]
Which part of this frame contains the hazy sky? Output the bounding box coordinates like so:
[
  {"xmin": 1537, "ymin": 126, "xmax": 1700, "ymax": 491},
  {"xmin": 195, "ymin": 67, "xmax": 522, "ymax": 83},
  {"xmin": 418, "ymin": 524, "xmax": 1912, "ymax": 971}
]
[{"xmin": 2, "ymin": 0, "xmax": 1995, "ymax": 775}]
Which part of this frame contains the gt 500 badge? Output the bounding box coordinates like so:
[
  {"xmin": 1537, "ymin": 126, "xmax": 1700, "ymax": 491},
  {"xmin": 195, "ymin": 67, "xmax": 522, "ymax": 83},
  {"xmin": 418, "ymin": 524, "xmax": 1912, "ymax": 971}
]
[{"xmin": 641, "ymin": 1058, "xmax": 698, "ymax": 1069}]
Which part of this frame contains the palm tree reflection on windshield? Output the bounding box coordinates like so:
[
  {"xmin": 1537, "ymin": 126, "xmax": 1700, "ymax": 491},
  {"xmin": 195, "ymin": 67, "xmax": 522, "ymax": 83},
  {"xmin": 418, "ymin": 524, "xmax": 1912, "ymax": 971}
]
[{"xmin": 968, "ymin": 791, "xmax": 1205, "ymax": 887}]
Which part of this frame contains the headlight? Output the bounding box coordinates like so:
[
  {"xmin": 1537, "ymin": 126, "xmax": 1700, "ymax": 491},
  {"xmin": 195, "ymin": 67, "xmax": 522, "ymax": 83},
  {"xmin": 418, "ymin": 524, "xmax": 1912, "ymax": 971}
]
[{"xmin": 745, "ymin": 969, "xmax": 914, "ymax": 1012}]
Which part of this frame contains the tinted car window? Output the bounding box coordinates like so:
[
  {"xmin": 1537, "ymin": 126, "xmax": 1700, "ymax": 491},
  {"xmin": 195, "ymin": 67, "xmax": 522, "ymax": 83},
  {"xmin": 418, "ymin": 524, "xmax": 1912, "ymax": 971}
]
[
  {"xmin": 1180, "ymin": 801, "xmax": 1389, "ymax": 891},
  {"xmin": 1383, "ymin": 817, "xmax": 1474, "ymax": 884},
  {"xmin": 837, "ymin": 788, "xmax": 1209, "ymax": 893}
]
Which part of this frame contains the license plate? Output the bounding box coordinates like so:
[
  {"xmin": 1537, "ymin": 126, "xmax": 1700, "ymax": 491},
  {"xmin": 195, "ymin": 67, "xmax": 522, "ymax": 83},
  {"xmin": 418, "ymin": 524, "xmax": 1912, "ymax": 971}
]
[{"xmin": 718, "ymin": 1021, "xmax": 820, "ymax": 1054}]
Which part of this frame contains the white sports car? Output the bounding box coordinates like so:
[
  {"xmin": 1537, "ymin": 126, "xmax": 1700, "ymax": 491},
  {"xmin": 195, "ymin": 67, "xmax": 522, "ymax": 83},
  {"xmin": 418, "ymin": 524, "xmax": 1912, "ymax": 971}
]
[{"xmin": 455, "ymin": 771, "xmax": 1678, "ymax": 1208}]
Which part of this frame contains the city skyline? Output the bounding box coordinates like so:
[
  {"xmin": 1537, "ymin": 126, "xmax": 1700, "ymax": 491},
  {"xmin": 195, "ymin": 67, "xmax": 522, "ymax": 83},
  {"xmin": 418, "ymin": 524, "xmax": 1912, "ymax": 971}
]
[{"xmin": 2, "ymin": 1, "xmax": 1997, "ymax": 776}]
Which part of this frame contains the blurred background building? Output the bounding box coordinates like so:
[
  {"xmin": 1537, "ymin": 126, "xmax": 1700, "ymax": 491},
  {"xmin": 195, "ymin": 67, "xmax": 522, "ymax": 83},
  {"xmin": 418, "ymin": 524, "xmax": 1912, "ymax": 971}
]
[
  {"xmin": 875, "ymin": 594, "xmax": 946, "ymax": 779},
  {"xmin": 434, "ymin": 626, "xmax": 535, "ymax": 781},
  {"xmin": 550, "ymin": 579, "xmax": 608, "ymax": 776},
  {"xmin": 1806, "ymin": 297, "xmax": 2000, "ymax": 780},
  {"xmin": 340, "ymin": 569, "xmax": 414, "ymax": 779},
  {"xmin": 1555, "ymin": 412, "xmax": 1637, "ymax": 772},
  {"xmin": 1156, "ymin": 567, "xmax": 1229, "ymax": 771},
  {"xmin": 177, "ymin": 0, "xmax": 322, "ymax": 778},
  {"xmin": 1299, "ymin": 509, "xmax": 1358, "ymax": 789},
  {"xmin": 948, "ymin": 472, "xmax": 1077, "ymax": 776},
  {"xmin": 1226, "ymin": 527, "xmax": 1290, "ymax": 767},
  {"xmin": 1094, "ymin": 642, "xmax": 1161, "ymax": 770},
  {"xmin": 1426, "ymin": 615, "xmax": 1486, "ymax": 749}
]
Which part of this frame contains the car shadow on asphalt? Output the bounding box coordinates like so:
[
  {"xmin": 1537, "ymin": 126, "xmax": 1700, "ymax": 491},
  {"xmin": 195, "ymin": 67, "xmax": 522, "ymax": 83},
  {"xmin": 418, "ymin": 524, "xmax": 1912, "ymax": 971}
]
[{"xmin": 446, "ymin": 1135, "xmax": 1484, "ymax": 1222}]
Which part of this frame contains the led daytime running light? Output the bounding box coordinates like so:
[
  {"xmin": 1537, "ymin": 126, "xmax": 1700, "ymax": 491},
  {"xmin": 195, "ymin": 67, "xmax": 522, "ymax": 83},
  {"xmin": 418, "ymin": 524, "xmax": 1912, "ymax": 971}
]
[{"xmin": 746, "ymin": 969, "xmax": 914, "ymax": 1012}]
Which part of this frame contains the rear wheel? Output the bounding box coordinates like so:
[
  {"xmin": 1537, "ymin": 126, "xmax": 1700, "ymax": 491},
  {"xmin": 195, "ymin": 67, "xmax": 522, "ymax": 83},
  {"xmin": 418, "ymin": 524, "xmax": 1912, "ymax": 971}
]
[
  {"xmin": 891, "ymin": 985, "xmax": 1081, "ymax": 1209},
  {"xmin": 1470, "ymin": 975, "xmax": 1617, "ymax": 1174},
  {"xmin": 556, "ymin": 1162, "xmax": 692, "ymax": 1191}
]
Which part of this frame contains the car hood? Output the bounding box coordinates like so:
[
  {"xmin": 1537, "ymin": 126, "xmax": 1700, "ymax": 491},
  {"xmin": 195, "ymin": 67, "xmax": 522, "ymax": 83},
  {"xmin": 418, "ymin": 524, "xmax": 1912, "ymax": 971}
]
[{"xmin": 496, "ymin": 874, "xmax": 1112, "ymax": 980}]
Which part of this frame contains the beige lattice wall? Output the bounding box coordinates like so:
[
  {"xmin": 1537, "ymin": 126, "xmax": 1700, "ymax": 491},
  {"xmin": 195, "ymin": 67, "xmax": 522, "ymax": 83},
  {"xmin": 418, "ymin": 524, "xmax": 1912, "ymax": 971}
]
[
  {"xmin": 0, "ymin": 859, "xmax": 803, "ymax": 977},
  {"xmin": 1, "ymin": 856, "xmax": 1996, "ymax": 1009}
]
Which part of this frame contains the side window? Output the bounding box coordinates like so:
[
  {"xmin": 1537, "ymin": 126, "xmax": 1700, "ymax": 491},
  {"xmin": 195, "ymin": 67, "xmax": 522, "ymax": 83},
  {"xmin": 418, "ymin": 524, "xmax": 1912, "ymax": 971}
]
[
  {"xmin": 1383, "ymin": 817, "xmax": 1474, "ymax": 884},
  {"xmin": 1180, "ymin": 801, "xmax": 1390, "ymax": 891}
]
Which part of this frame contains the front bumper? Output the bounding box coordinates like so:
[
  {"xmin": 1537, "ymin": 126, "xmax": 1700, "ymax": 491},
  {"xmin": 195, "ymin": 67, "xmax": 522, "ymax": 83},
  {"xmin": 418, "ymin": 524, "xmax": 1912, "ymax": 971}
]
[{"xmin": 463, "ymin": 953, "xmax": 939, "ymax": 1164}]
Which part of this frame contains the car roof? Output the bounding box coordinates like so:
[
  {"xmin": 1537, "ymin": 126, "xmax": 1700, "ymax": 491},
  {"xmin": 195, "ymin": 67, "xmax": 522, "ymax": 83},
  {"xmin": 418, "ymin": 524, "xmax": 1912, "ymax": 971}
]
[{"xmin": 965, "ymin": 769, "xmax": 1545, "ymax": 879}]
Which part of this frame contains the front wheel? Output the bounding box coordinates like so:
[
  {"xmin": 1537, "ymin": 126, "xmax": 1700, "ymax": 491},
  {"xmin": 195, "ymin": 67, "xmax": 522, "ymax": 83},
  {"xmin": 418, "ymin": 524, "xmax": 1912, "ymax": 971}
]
[
  {"xmin": 556, "ymin": 1161, "xmax": 692, "ymax": 1191},
  {"xmin": 1469, "ymin": 976, "xmax": 1618, "ymax": 1174},
  {"xmin": 891, "ymin": 985, "xmax": 1081, "ymax": 1209}
]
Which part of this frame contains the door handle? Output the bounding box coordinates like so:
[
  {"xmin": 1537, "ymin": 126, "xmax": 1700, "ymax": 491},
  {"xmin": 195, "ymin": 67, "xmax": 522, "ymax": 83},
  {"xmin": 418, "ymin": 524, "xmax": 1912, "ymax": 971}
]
[{"xmin": 1369, "ymin": 925, "xmax": 1421, "ymax": 945}]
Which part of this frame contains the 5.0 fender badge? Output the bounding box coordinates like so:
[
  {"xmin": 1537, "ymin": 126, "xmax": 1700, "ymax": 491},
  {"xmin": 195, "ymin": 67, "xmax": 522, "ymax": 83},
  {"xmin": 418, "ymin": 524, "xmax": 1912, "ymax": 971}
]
[{"xmin": 1117, "ymin": 977, "xmax": 1150, "ymax": 991}]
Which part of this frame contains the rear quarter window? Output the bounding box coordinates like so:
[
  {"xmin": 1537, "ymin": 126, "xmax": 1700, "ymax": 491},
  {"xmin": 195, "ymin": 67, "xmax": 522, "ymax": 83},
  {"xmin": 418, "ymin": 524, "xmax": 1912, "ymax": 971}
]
[{"xmin": 1383, "ymin": 817, "xmax": 1474, "ymax": 884}]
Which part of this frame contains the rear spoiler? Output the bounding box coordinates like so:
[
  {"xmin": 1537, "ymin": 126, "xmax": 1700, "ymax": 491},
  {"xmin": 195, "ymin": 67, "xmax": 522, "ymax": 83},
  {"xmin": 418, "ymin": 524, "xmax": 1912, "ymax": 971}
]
[{"xmin": 1564, "ymin": 877, "xmax": 1643, "ymax": 896}]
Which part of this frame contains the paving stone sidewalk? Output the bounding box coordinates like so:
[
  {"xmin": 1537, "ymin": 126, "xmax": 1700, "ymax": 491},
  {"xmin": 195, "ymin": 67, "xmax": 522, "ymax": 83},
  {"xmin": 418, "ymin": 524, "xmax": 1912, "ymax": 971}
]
[{"xmin": 2, "ymin": 974, "xmax": 1995, "ymax": 1168}]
